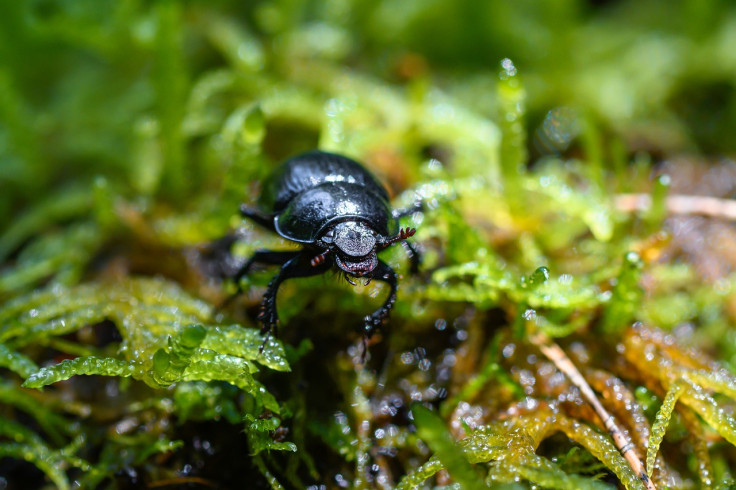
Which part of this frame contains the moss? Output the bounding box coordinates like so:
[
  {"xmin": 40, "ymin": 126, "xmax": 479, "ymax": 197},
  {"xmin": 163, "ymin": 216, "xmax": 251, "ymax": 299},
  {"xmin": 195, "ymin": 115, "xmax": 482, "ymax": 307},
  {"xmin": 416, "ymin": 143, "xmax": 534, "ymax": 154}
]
[{"xmin": 3, "ymin": 1, "xmax": 736, "ymax": 488}]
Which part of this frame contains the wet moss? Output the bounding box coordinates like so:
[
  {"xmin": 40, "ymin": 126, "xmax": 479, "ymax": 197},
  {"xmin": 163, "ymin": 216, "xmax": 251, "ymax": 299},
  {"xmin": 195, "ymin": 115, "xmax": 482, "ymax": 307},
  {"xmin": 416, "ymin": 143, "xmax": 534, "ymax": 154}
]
[{"xmin": 3, "ymin": 1, "xmax": 736, "ymax": 488}]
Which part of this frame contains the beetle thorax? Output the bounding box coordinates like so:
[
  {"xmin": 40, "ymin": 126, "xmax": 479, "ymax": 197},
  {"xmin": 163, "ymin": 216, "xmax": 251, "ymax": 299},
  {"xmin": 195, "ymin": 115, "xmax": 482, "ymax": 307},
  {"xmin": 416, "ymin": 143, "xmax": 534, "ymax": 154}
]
[{"xmin": 323, "ymin": 221, "xmax": 379, "ymax": 276}]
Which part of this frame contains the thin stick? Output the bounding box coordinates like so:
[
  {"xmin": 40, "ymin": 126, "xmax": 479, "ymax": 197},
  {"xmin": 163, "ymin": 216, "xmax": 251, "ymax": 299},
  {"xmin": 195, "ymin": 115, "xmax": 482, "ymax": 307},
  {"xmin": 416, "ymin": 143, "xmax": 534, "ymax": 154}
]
[
  {"xmin": 615, "ymin": 193, "xmax": 736, "ymax": 221},
  {"xmin": 148, "ymin": 476, "xmax": 217, "ymax": 488},
  {"xmin": 529, "ymin": 332, "xmax": 656, "ymax": 490}
]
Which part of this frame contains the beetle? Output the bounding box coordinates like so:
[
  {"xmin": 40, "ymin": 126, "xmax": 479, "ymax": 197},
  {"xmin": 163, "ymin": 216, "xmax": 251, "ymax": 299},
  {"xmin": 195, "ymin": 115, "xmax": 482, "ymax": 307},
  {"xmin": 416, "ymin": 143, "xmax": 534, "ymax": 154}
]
[{"xmin": 231, "ymin": 150, "xmax": 420, "ymax": 344}]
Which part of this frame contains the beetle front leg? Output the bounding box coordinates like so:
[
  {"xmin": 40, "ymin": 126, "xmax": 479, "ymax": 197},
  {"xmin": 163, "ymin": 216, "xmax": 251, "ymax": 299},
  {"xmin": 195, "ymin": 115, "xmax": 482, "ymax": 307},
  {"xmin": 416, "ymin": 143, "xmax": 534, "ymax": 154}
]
[
  {"xmin": 401, "ymin": 240, "xmax": 421, "ymax": 275},
  {"xmin": 258, "ymin": 252, "xmax": 330, "ymax": 337},
  {"xmin": 363, "ymin": 260, "xmax": 398, "ymax": 339},
  {"xmin": 216, "ymin": 250, "xmax": 300, "ymax": 314},
  {"xmin": 392, "ymin": 201, "xmax": 423, "ymax": 219},
  {"xmin": 240, "ymin": 205, "xmax": 276, "ymax": 232}
]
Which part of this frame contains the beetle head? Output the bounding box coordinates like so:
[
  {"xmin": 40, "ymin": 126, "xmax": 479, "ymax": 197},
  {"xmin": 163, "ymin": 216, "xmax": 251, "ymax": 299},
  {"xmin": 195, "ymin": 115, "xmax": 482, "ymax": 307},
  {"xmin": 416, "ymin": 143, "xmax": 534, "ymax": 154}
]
[
  {"xmin": 321, "ymin": 221, "xmax": 379, "ymax": 278},
  {"xmin": 317, "ymin": 221, "xmax": 416, "ymax": 283}
]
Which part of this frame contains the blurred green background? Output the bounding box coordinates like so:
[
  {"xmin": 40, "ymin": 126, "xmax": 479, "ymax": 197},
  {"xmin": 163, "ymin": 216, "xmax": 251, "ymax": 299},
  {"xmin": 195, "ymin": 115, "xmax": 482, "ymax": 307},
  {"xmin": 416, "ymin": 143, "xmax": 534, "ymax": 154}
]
[{"xmin": 3, "ymin": 0, "xmax": 736, "ymax": 222}]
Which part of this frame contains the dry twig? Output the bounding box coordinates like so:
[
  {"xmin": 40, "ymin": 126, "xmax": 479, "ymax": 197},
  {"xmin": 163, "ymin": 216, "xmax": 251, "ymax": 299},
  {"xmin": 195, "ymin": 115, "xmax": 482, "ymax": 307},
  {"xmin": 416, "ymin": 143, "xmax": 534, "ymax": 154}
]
[
  {"xmin": 615, "ymin": 193, "xmax": 736, "ymax": 220},
  {"xmin": 529, "ymin": 332, "xmax": 656, "ymax": 490}
]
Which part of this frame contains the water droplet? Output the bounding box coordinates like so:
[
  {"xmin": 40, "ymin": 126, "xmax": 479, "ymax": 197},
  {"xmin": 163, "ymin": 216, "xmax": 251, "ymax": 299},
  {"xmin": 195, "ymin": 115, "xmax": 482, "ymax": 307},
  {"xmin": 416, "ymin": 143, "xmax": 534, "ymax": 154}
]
[
  {"xmin": 500, "ymin": 58, "xmax": 517, "ymax": 78},
  {"xmin": 503, "ymin": 343, "xmax": 516, "ymax": 358}
]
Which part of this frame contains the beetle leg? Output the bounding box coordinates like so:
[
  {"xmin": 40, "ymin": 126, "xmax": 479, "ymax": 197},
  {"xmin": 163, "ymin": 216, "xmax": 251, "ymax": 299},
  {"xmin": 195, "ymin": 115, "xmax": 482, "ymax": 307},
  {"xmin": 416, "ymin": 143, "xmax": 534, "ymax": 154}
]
[
  {"xmin": 258, "ymin": 253, "xmax": 331, "ymax": 342},
  {"xmin": 198, "ymin": 232, "xmax": 244, "ymax": 280},
  {"xmin": 392, "ymin": 201, "xmax": 423, "ymax": 219},
  {"xmin": 236, "ymin": 250, "xmax": 301, "ymax": 282},
  {"xmin": 400, "ymin": 240, "xmax": 421, "ymax": 275},
  {"xmin": 240, "ymin": 205, "xmax": 276, "ymax": 231},
  {"xmin": 363, "ymin": 260, "xmax": 398, "ymax": 340},
  {"xmin": 216, "ymin": 250, "xmax": 300, "ymax": 314}
]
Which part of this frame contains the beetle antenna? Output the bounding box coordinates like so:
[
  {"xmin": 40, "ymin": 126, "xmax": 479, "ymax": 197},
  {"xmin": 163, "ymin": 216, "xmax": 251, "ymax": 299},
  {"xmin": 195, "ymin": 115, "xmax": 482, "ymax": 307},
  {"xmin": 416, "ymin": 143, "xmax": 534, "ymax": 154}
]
[
  {"xmin": 311, "ymin": 249, "xmax": 332, "ymax": 267},
  {"xmin": 382, "ymin": 227, "xmax": 416, "ymax": 247}
]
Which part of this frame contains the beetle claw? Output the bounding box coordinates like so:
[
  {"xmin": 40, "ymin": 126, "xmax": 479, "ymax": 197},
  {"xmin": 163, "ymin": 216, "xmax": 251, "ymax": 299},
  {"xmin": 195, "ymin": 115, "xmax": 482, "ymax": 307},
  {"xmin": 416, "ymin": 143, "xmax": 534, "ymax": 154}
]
[
  {"xmin": 258, "ymin": 330, "xmax": 271, "ymax": 353},
  {"xmin": 257, "ymin": 296, "xmax": 279, "ymax": 338}
]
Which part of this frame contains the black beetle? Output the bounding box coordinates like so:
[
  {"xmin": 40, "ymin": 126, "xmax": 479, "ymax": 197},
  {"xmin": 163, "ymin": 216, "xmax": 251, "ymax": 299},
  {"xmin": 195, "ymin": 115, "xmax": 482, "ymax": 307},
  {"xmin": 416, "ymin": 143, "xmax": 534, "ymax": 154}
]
[{"xmin": 232, "ymin": 150, "xmax": 420, "ymax": 343}]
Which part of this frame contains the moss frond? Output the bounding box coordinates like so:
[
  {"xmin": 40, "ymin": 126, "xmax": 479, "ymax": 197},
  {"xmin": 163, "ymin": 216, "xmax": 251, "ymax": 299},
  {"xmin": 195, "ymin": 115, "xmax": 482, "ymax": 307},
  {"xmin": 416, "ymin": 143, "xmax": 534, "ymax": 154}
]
[
  {"xmin": 173, "ymin": 381, "xmax": 241, "ymax": 423},
  {"xmin": 2, "ymin": 277, "xmax": 287, "ymax": 372},
  {"xmin": 0, "ymin": 381, "xmax": 72, "ymax": 445},
  {"xmin": 0, "ymin": 418, "xmax": 92, "ymax": 490},
  {"xmin": 22, "ymin": 356, "xmax": 138, "ymax": 389},
  {"xmin": 411, "ymin": 403, "xmax": 487, "ymax": 488},
  {"xmin": 202, "ymin": 324, "xmax": 290, "ymax": 372},
  {"xmin": 625, "ymin": 328, "xmax": 736, "ymax": 441},
  {"xmin": 646, "ymin": 381, "xmax": 685, "ymax": 477},
  {"xmin": 0, "ymin": 222, "xmax": 103, "ymax": 296},
  {"xmin": 0, "ymin": 185, "xmax": 93, "ymax": 263},
  {"xmin": 0, "ymin": 442, "xmax": 72, "ymax": 490},
  {"xmin": 0, "ymin": 342, "xmax": 37, "ymax": 377},
  {"xmin": 429, "ymin": 259, "xmax": 603, "ymax": 310},
  {"xmin": 600, "ymin": 252, "xmax": 644, "ymax": 335},
  {"xmin": 465, "ymin": 406, "xmax": 643, "ymax": 490},
  {"xmin": 245, "ymin": 413, "xmax": 298, "ymax": 455},
  {"xmin": 399, "ymin": 403, "xmax": 642, "ymax": 490}
]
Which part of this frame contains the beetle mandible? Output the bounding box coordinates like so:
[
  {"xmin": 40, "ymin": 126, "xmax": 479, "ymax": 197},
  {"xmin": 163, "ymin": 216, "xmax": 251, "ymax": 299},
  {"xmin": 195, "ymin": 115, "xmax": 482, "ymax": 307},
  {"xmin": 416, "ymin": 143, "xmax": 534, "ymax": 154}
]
[{"xmin": 232, "ymin": 150, "xmax": 420, "ymax": 343}]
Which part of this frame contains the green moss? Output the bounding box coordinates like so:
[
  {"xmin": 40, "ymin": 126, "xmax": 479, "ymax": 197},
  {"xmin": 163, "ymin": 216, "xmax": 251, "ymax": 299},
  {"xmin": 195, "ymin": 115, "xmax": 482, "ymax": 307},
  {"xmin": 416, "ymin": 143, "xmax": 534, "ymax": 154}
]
[
  {"xmin": 646, "ymin": 381, "xmax": 685, "ymax": 478},
  {"xmin": 0, "ymin": 342, "xmax": 38, "ymax": 378},
  {"xmin": 600, "ymin": 252, "xmax": 644, "ymax": 335},
  {"xmin": 411, "ymin": 403, "xmax": 486, "ymax": 488},
  {"xmin": 3, "ymin": 1, "xmax": 736, "ymax": 488}
]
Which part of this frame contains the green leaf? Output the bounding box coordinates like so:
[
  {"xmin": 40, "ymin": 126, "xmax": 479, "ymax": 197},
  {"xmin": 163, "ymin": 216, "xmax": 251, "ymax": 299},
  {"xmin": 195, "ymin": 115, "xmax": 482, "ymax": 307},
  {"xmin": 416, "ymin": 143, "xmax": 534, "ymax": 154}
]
[{"xmin": 411, "ymin": 403, "xmax": 487, "ymax": 488}]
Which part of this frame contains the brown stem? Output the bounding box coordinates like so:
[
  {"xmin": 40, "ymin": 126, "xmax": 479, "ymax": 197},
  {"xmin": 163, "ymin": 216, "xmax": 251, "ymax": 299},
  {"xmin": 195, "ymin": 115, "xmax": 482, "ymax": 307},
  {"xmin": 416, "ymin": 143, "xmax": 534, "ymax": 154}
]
[
  {"xmin": 529, "ymin": 332, "xmax": 657, "ymax": 490},
  {"xmin": 615, "ymin": 193, "xmax": 736, "ymax": 220}
]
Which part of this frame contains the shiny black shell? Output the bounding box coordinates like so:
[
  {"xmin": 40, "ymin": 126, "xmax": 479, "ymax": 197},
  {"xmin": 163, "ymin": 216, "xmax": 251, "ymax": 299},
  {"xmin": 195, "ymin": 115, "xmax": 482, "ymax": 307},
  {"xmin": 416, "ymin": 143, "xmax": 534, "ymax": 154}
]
[{"xmin": 258, "ymin": 151, "xmax": 399, "ymax": 243}]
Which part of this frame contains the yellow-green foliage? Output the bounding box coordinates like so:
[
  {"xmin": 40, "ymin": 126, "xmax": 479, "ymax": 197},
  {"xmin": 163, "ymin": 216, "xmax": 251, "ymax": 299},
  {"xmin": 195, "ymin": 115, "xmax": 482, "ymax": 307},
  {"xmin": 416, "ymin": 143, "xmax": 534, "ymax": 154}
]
[
  {"xmin": 3, "ymin": 1, "xmax": 736, "ymax": 488},
  {"xmin": 0, "ymin": 278, "xmax": 291, "ymax": 487},
  {"xmin": 646, "ymin": 381, "xmax": 685, "ymax": 478},
  {"xmin": 0, "ymin": 342, "xmax": 37, "ymax": 378},
  {"xmin": 5, "ymin": 278, "xmax": 288, "ymax": 408},
  {"xmin": 0, "ymin": 419, "xmax": 89, "ymax": 490},
  {"xmin": 625, "ymin": 327, "xmax": 736, "ymax": 488},
  {"xmin": 401, "ymin": 403, "xmax": 641, "ymax": 490}
]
